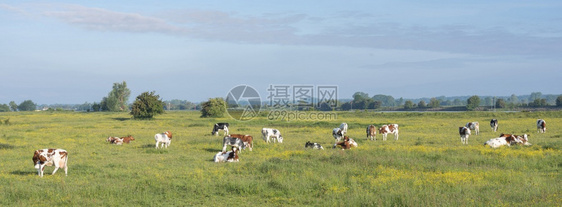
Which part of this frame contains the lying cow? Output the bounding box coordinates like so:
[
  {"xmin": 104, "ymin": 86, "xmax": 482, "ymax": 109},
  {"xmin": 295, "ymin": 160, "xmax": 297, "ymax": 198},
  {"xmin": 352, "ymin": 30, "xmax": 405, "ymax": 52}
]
[
  {"xmin": 214, "ymin": 148, "xmax": 239, "ymax": 163},
  {"xmin": 484, "ymin": 134, "xmax": 523, "ymax": 148},
  {"xmin": 305, "ymin": 141, "xmax": 324, "ymax": 150},
  {"xmin": 32, "ymin": 148, "xmax": 68, "ymax": 177},
  {"xmin": 228, "ymin": 134, "xmax": 253, "ymax": 151},
  {"xmin": 537, "ymin": 119, "xmax": 546, "ymax": 133},
  {"xmin": 262, "ymin": 128, "xmax": 283, "ymax": 143},
  {"xmin": 333, "ymin": 136, "xmax": 358, "ymax": 150},
  {"xmin": 459, "ymin": 126, "xmax": 471, "ymax": 145},
  {"xmin": 379, "ymin": 124, "xmax": 399, "ymax": 141},
  {"xmin": 499, "ymin": 133, "xmax": 532, "ymax": 146},
  {"xmin": 106, "ymin": 135, "xmax": 135, "ymax": 145},
  {"xmin": 155, "ymin": 131, "xmax": 173, "ymax": 149},
  {"xmin": 366, "ymin": 125, "xmax": 377, "ymax": 141},
  {"xmin": 212, "ymin": 123, "xmax": 229, "ymax": 136},
  {"xmin": 222, "ymin": 136, "xmax": 246, "ymax": 152},
  {"xmin": 490, "ymin": 119, "xmax": 498, "ymax": 132},
  {"xmin": 466, "ymin": 122, "xmax": 479, "ymax": 135}
]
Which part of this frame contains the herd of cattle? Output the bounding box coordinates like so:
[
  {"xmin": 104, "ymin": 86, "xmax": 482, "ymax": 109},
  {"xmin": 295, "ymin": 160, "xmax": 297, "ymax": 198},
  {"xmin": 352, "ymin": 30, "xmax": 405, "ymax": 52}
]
[{"xmin": 32, "ymin": 118, "xmax": 548, "ymax": 177}]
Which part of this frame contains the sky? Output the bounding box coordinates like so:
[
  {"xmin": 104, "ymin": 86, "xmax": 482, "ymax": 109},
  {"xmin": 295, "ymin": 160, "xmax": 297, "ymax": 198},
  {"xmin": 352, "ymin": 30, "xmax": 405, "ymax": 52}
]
[{"xmin": 1, "ymin": 1, "xmax": 561, "ymax": 104}]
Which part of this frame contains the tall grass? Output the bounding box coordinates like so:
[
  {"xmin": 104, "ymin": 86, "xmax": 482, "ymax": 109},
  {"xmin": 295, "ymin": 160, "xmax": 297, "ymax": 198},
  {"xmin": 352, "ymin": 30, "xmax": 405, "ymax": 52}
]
[{"xmin": 0, "ymin": 111, "xmax": 560, "ymax": 206}]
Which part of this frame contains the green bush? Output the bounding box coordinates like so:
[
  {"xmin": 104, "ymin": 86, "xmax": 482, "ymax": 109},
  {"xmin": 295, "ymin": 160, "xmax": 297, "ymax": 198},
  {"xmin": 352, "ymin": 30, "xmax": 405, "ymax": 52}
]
[{"xmin": 130, "ymin": 91, "xmax": 164, "ymax": 119}]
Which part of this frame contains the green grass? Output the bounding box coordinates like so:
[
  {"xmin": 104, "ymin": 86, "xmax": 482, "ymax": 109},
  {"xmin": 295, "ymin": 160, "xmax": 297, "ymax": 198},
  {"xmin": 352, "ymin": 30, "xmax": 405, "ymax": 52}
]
[{"xmin": 0, "ymin": 110, "xmax": 561, "ymax": 206}]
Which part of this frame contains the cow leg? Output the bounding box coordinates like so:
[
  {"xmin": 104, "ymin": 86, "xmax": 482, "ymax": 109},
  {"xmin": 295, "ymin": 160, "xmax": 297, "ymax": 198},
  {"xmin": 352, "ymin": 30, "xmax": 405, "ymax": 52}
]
[{"xmin": 52, "ymin": 167, "xmax": 59, "ymax": 175}]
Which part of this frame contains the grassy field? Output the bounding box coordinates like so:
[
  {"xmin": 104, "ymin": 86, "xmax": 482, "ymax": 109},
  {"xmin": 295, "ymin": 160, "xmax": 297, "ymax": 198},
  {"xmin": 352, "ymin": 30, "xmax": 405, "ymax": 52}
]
[{"xmin": 0, "ymin": 110, "xmax": 560, "ymax": 206}]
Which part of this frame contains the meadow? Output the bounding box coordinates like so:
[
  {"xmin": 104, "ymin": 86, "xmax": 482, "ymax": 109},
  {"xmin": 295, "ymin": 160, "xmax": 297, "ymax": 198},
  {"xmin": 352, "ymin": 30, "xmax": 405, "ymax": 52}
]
[{"xmin": 0, "ymin": 110, "xmax": 560, "ymax": 206}]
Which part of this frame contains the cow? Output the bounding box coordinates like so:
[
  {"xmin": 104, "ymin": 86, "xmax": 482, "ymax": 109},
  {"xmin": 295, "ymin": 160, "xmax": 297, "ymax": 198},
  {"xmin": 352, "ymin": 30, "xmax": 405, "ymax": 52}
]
[
  {"xmin": 121, "ymin": 135, "xmax": 135, "ymax": 144},
  {"xmin": 490, "ymin": 119, "xmax": 498, "ymax": 132},
  {"xmin": 305, "ymin": 141, "xmax": 324, "ymax": 150},
  {"xmin": 214, "ymin": 148, "xmax": 239, "ymax": 163},
  {"xmin": 379, "ymin": 124, "xmax": 399, "ymax": 141},
  {"xmin": 212, "ymin": 123, "xmax": 230, "ymax": 136},
  {"xmin": 333, "ymin": 136, "xmax": 358, "ymax": 150},
  {"xmin": 222, "ymin": 136, "xmax": 247, "ymax": 153},
  {"xmin": 366, "ymin": 125, "xmax": 377, "ymax": 141},
  {"xmin": 332, "ymin": 128, "xmax": 344, "ymax": 143},
  {"xmin": 106, "ymin": 136, "xmax": 122, "ymax": 145},
  {"xmin": 339, "ymin": 123, "xmax": 348, "ymax": 135},
  {"xmin": 537, "ymin": 119, "xmax": 546, "ymax": 133},
  {"xmin": 32, "ymin": 148, "xmax": 68, "ymax": 177},
  {"xmin": 262, "ymin": 128, "xmax": 283, "ymax": 143},
  {"xmin": 499, "ymin": 133, "xmax": 532, "ymax": 146},
  {"xmin": 155, "ymin": 131, "xmax": 173, "ymax": 149},
  {"xmin": 228, "ymin": 134, "xmax": 253, "ymax": 151},
  {"xmin": 466, "ymin": 122, "xmax": 479, "ymax": 135},
  {"xmin": 484, "ymin": 134, "xmax": 522, "ymax": 148},
  {"xmin": 459, "ymin": 126, "xmax": 471, "ymax": 145}
]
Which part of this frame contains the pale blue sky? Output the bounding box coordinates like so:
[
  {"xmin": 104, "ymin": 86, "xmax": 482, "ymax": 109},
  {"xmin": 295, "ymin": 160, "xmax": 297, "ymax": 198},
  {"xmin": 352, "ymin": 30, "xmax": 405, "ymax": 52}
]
[{"xmin": 1, "ymin": 1, "xmax": 561, "ymax": 104}]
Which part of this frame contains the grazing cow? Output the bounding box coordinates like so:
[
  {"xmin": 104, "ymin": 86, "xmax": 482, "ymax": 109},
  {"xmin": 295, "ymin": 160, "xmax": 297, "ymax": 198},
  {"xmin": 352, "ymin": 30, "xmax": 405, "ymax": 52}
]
[
  {"xmin": 154, "ymin": 131, "xmax": 173, "ymax": 149},
  {"xmin": 32, "ymin": 148, "xmax": 68, "ymax": 177},
  {"xmin": 339, "ymin": 123, "xmax": 348, "ymax": 135},
  {"xmin": 537, "ymin": 119, "xmax": 546, "ymax": 133},
  {"xmin": 484, "ymin": 134, "xmax": 522, "ymax": 148},
  {"xmin": 212, "ymin": 123, "xmax": 230, "ymax": 136},
  {"xmin": 214, "ymin": 148, "xmax": 239, "ymax": 163},
  {"xmin": 499, "ymin": 133, "xmax": 532, "ymax": 146},
  {"xmin": 305, "ymin": 141, "xmax": 324, "ymax": 150},
  {"xmin": 490, "ymin": 119, "xmax": 498, "ymax": 132},
  {"xmin": 379, "ymin": 124, "xmax": 399, "ymax": 141},
  {"xmin": 466, "ymin": 122, "xmax": 479, "ymax": 135},
  {"xmin": 228, "ymin": 134, "xmax": 253, "ymax": 151},
  {"xmin": 262, "ymin": 128, "xmax": 283, "ymax": 143},
  {"xmin": 332, "ymin": 128, "xmax": 344, "ymax": 143},
  {"xmin": 333, "ymin": 136, "xmax": 358, "ymax": 150},
  {"xmin": 222, "ymin": 136, "xmax": 247, "ymax": 152},
  {"xmin": 459, "ymin": 126, "xmax": 471, "ymax": 145},
  {"xmin": 366, "ymin": 125, "xmax": 377, "ymax": 141}
]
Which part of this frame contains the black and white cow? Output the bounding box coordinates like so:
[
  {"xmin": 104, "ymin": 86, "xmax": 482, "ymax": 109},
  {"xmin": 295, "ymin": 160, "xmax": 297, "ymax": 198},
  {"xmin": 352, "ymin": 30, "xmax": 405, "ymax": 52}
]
[
  {"xmin": 466, "ymin": 122, "xmax": 479, "ymax": 135},
  {"xmin": 262, "ymin": 128, "xmax": 283, "ymax": 143},
  {"xmin": 332, "ymin": 123, "xmax": 348, "ymax": 143},
  {"xmin": 537, "ymin": 119, "xmax": 546, "ymax": 133},
  {"xmin": 222, "ymin": 136, "xmax": 246, "ymax": 152},
  {"xmin": 305, "ymin": 141, "xmax": 324, "ymax": 150},
  {"xmin": 459, "ymin": 126, "xmax": 471, "ymax": 145},
  {"xmin": 212, "ymin": 123, "xmax": 229, "ymax": 136},
  {"xmin": 490, "ymin": 119, "xmax": 498, "ymax": 132}
]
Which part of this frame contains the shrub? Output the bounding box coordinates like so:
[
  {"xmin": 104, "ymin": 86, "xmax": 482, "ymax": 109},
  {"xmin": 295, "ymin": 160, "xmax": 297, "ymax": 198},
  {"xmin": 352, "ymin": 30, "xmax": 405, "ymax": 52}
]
[{"xmin": 130, "ymin": 91, "xmax": 164, "ymax": 119}]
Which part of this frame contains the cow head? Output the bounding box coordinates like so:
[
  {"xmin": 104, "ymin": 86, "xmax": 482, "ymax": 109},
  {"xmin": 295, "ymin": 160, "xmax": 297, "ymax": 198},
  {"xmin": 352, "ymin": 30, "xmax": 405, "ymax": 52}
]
[{"xmin": 165, "ymin": 131, "xmax": 173, "ymax": 139}]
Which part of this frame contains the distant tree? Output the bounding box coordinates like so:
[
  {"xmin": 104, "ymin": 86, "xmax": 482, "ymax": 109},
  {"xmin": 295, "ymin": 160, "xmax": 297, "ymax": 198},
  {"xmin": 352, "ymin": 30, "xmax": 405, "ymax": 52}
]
[
  {"xmin": 484, "ymin": 97, "xmax": 493, "ymax": 106},
  {"xmin": 428, "ymin": 98, "xmax": 440, "ymax": 108},
  {"xmin": 130, "ymin": 91, "xmax": 164, "ymax": 119},
  {"xmin": 353, "ymin": 92, "xmax": 370, "ymax": 102},
  {"xmin": 509, "ymin": 94, "xmax": 519, "ymax": 104},
  {"xmin": 200, "ymin": 98, "xmax": 227, "ymax": 118},
  {"xmin": 372, "ymin": 94, "xmax": 395, "ymax": 107},
  {"xmin": 9, "ymin": 101, "xmax": 17, "ymax": 111},
  {"xmin": 318, "ymin": 101, "xmax": 334, "ymax": 111},
  {"xmin": 17, "ymin": 100, "xmax": 37, "ymax": 111},
  {"xmin": 530, "ymin": 98, "xmax": 548, "ymax": 107},
  {"xmin": 404, "ymin": 100, "xmax": 415, "ymax": 109},
  {"xmin": 496, "ymin": 98, "xmax": 506, "ymax": 108},
  {"xmin": 340, "ymin": 102, "xmax": 352, "ymax": 111},
  {"xmin": 92, "ymin": 102, "xmax": 101, "ymax": 112},
  {"xmin": 557, "ymin": 95, "xmax": 562, "ymax": 107},
  {"xmin": 466, "ymin": 95, "xmax": 481, "ymax": 111},
  {"xmin": 418, "ymin": 100, "xmax": 426, "ymax": 108},
  {"xmin": 368, "ymin": 101, "xmax": 382, "ymax": 109},
  {"xmin": 529, "ymin": 92, "xmax": 542, "ymax": 103},
  {"xmin": 101, "ymin": 81, "xmax": 131, "ymax": 112},
  {"xmin": 0, "ymin": 104, "xmax": 10, "ymax": 112},
  {"xmin": 452, "ymin": 99, "xmax": 464, "ymax": 106}
]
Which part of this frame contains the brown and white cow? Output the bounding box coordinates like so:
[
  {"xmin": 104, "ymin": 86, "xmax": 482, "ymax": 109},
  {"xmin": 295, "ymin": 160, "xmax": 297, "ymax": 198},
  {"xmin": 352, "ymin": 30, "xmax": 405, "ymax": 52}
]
[
  {"xmin": 214, "ymin": 148, "xmax": 239, "ymax": 163},
  {"xmin": 106, "ymin": 135, "xmax": 135, "ymax": 145},
  {"xmin": 32, "ymin": 148, "xmax": 68, "ymax": 177},
  {"xmin": 490, "ymin": 119, "xmax": 498, "ymax": 132},
  {"xmin": 379, "ymin": 124, "xmax": 399, "ymax": 141},
  {"xmin": 484, "ymin": 134, "xmax": 522, "ymax": 148},
  {"xmin": 499, "ymin": 133, "xmax": 532, "ymax": 146},
  {"xmin": 537, "ymin": 119, "xmax": 546, "ymax": 133},
  {"xmin": 155, "ymin": 131, "xmax": 173, "ymax": 149},
  {"xmin": 228, "ymin": 134, "xmax": 253, "ymax": 152},
  {"xmin": 459, "ymin": 126, "xmax": 471, "ymax": 145},
  {"xmin": 121, "ymin": 135, "xmax": 135, "ymax": 144},
  {"xmin": 333, "ymin": 136, "xmax": 358, "ymax": 150},
  {"xmin": 466, "ymin": 122, "xmax": 479, "ymax": 135},
  {"xmin": 366, "ymin": 125, "xmax": 377, "ymax": 141}
]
